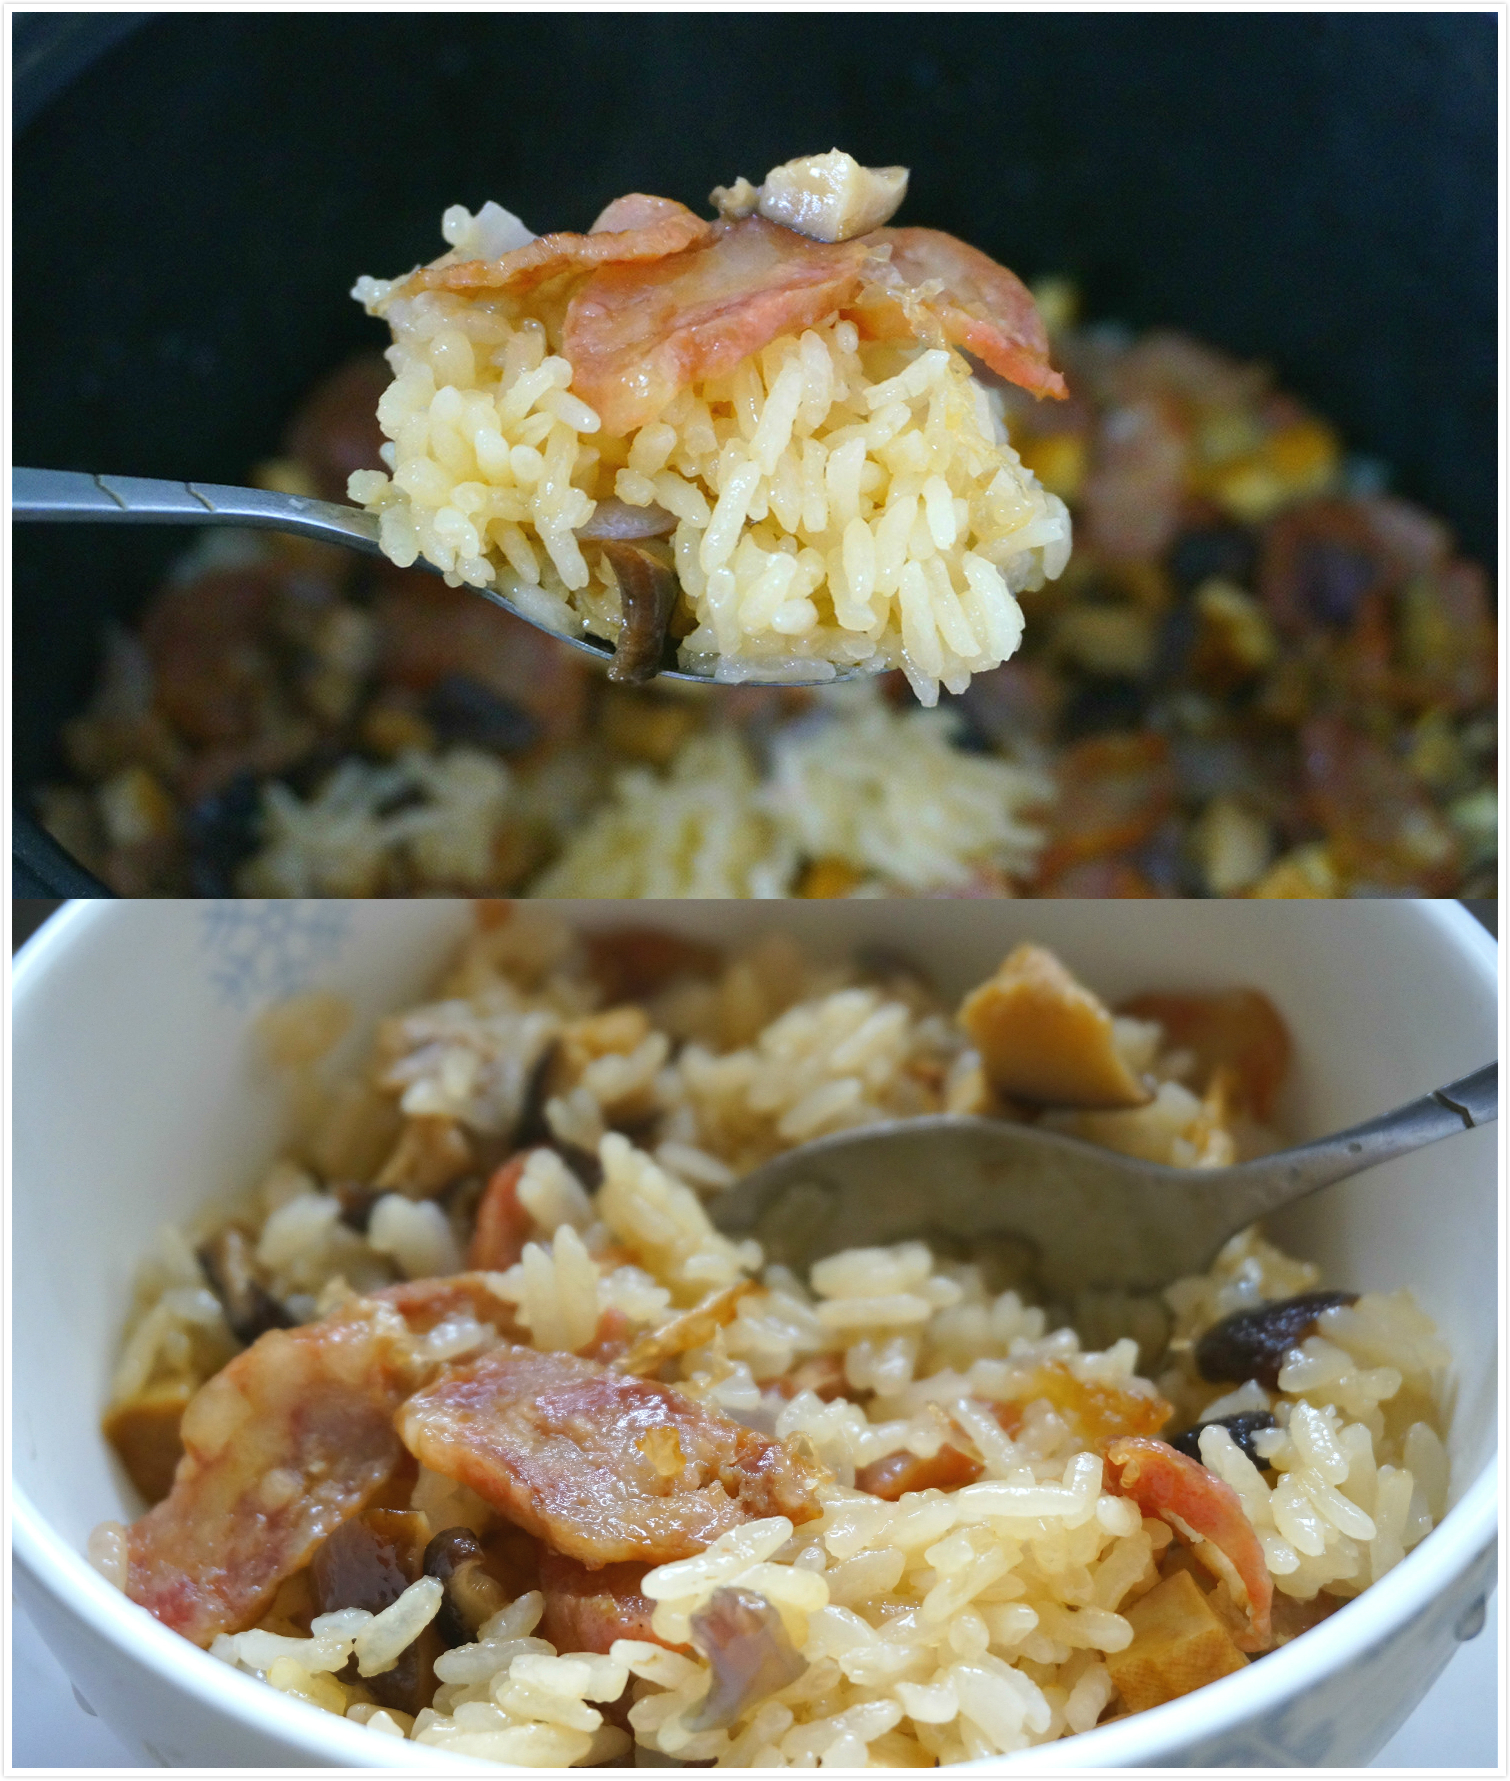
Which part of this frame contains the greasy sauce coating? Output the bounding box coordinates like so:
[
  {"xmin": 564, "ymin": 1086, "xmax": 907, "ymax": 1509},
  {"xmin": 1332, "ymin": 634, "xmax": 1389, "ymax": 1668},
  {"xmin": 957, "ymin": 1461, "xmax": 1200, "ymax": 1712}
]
[{"xmin": 396, "ymin": 1344, "xmax": 822, "ymax": 1565}]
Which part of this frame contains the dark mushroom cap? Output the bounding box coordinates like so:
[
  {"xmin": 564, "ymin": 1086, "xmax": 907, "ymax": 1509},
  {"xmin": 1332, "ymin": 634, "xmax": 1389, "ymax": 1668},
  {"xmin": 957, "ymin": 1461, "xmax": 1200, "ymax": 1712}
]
[
  {"xmin": 600, "ymin": 540, "xmax": 682, "ymax": 685},
  {"xmin": 1194, "ymin": 1291, "xmax": 1358, "ymax": 1389},
  {"xmin": 196, "ymin": 1226, "xmax": 295, "ymax": 1345},
  {"xmin": 1170, "ymin": 1410, "xmax": 1279, "ymax": 1472},
  {"xmin": 424, "ymin": 1526, "xmax": 510, "ymax": 1645}
]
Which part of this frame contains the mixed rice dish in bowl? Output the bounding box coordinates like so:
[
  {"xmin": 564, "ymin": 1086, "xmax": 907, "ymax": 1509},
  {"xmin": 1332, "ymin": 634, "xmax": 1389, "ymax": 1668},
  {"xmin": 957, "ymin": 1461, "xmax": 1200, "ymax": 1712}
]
[{"xmin": 86, "ymin": 904, "xmax": 1457, "ymax": 1767}]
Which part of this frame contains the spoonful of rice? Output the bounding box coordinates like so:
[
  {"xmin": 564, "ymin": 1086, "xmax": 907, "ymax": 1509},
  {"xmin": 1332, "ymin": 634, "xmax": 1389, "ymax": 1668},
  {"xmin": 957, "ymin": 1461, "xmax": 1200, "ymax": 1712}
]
[
  {"xmin": 14, "ymin": 151, "xmax": 1073, "ymax": 696},
  {"xmin": 711, "ymin": 1064, "xmax": 1496, "ymax": 1297}
]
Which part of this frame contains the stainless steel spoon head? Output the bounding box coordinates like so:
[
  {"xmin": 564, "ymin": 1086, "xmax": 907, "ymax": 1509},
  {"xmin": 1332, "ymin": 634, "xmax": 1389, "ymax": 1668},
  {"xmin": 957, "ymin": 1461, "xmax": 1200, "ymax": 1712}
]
[
  {"xmin": 11, "ymin": 468, "xmax": 874, "ymax": 689},
  {"xmin": 710, "ymin": 1115, "xmax": 1258, "ymax": 1299},
  {"xmin": 710, "ymin": 1064, "xmax": 1496, "ymax": 1298}
]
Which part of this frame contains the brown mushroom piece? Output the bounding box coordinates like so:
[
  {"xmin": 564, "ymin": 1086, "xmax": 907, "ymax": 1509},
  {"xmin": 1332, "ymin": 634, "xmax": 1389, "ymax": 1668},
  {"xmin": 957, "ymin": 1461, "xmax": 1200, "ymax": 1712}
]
[
  {"xmin": 423, "ymin": 1526, "xmax": 511, "ymax": 1647},
  {"xmin": 576, "ymin": 497, "xmax": 678, "ymax": 541},
  {"xmin": 1170, "ymin": 1411, "xmax": 1278, "ymax": 1473},
  {"xmin": 196, "ymin": 1226, "xmax": 295, "ymax": 1346},
  {"xmin": 684, "ymin": 1587, "xmax": 808, "ymax": 1732},
  {"xmin": 312, "ymin": 1508, "xmax": 444, "ymax": 1716},
  {"xmin": 331, "ymin": 1179, "xmax": 382, "ymax": 1233},
  {"xmin": 599, "ymin": 540, "xmax": 682, "ymax": 685},
  {"xmin": 1194, "ymin": 1292, "xmax": 1359, "ymax": 1390}
]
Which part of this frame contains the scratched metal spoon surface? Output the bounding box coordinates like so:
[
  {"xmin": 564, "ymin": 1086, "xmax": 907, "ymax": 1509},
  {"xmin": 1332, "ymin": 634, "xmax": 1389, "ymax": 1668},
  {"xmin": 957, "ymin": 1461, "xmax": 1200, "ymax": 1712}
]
[
  {"xmin": 712, "ymin": 1063, "xmax": 1496, "ymax": 1298},
  {"xmin": 11, "ymin": 467, "xmax": 871, "ymax": 688}
]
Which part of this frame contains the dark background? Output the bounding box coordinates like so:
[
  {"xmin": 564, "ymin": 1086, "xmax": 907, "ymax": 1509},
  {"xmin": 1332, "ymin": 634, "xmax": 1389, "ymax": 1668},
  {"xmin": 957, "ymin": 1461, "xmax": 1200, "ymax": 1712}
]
[{"xmin": 12, "ymin": 12, "xmax": 1497, "ymax": 887}]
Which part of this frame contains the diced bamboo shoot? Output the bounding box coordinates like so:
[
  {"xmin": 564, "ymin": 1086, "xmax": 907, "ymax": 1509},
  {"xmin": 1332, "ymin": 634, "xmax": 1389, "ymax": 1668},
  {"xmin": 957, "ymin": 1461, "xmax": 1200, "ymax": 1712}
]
[
  {"xmin": 959, "ymin": 944, "xmax": 1151, "ymax": 1108},
  {"xmin": 1105, "ymin": 1569, "xmax": 1248, "ymax": 1713},
  {"xmin": 103, "ymin": 1378, "xmax": 192, "ymax": 1505}
]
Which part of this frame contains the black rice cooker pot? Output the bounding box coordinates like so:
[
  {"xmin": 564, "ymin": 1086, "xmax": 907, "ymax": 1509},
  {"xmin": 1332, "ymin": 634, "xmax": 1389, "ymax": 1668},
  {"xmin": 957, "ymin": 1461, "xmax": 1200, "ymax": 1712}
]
[{"xmin": 12, "ymin": 12, "xmax": 1495, "ymax": 894}]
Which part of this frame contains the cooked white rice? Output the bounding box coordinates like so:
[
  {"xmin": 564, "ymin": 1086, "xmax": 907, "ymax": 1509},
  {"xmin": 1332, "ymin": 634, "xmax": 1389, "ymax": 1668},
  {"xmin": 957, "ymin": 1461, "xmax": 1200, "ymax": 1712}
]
[
  {"xmin": 239, "ymin": 683, "xmax": 1053, "ymax": 900},
  {"xmin": 348, "ymin": 206, "xmax": 1070, "ymax": 704},
  {"xmin": 104, "ymin": 915, "xmax": 1452, "ymax": 1765}
]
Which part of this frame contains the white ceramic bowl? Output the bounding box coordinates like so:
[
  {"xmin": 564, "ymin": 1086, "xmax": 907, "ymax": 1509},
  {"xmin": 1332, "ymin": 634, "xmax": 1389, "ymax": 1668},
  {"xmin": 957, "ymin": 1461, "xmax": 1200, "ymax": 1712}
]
[{"xmin": 12, "ymin": 898, "xmax": 1498, "ymax": 1769}]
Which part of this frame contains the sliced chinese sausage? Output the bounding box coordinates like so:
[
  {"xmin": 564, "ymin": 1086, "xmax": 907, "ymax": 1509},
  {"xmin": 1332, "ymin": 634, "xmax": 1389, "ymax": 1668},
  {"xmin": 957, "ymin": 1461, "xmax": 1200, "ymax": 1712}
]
[
  {"xmin": 125, "ymin": 1300, "xmax": 420, "ymax": 1646},
  {"xmin": 538, "ymin": 1548, "xmax": 677, "ymax": 1655},
  {"xmin": 591, "ymin": 192, "xmax": 702, "ymax": 234},
  {"xmin": 402, "ymin": 200, "xmax": 712, "ymax": 300},
  {"xmin": 1117, "ymin": 989, "xmax": 1292, "ymax": 1121},
  {"xmin": 959, "ymin": 942, "xmax": 1152, "ymax": 1109},
  {"xmin": 563, "ymin": 214, "xmax": 875, "ymax": 435},
  {"xmin": 467, "ymin": 1152, "xmax": 535, "ymax": 1272},
  {"xmin": 1105, "ymin": 1436, "xmax": 1272, "ymax": 1652},
  {"xmin": 861, "ymin": 226, "xmax": 1068, "ymax": 401},
  {"xmin": 372, "ymin": 1270, "xmax": 525, "ymax": 1337},
  {"xmin": 854, "ymin": 1443, "xmax": 983, "ymax": 1500},
  {"xmin": 395, "ymin": 1344, "xmax": 822, "ymax": 1567},
  {"xmin": 124, "ymin": 1277, "xmax": 519, "ymax": 1646}
]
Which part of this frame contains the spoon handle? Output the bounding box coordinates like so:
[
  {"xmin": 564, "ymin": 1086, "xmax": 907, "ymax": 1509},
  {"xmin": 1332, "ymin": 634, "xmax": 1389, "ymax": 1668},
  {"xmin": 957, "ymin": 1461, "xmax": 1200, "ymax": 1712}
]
[
  {"xmin": 12, "ymin": 466, "xmax": 869, "ymax": 690},
  {"xmin": 1228, "ymin": 1062, "xmax": 1497, "ymax": 1215},
  {"xmin": 12, "ymin": 467, "xmax": 385, "ymax": 554}
]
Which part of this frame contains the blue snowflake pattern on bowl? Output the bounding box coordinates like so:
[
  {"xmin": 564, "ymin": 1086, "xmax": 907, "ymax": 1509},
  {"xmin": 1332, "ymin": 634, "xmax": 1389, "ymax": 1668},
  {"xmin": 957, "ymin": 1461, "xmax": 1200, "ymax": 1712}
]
[{"xmin": 200, "ymin": 901, "xmax": 351, "ymax": 1010}]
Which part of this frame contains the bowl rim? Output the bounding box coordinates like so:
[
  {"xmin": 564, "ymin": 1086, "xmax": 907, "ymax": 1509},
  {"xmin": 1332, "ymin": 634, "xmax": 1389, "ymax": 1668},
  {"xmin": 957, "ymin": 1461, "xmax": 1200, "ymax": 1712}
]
[{"xmin": 11, "ymin": 896, "xmax": 1500, "ymax": 1769}]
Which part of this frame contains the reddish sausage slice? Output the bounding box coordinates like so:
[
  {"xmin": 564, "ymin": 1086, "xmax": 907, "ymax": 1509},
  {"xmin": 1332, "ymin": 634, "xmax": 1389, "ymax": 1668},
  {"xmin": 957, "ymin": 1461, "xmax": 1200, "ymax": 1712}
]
[{"xmin": 397, "ymin": 1344, "xmax": 822, "ymax": 1566}]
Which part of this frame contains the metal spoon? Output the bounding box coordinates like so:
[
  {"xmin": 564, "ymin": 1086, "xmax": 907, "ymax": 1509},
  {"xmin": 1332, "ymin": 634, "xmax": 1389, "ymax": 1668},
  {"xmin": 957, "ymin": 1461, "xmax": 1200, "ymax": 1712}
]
[
  {"xmin": 711, "ymin": 1063, "xmax": 1496, "ymax": 1297},
  {"xmin": 10, "ymin": 467, "xmax": 867, "ymax": 688}
]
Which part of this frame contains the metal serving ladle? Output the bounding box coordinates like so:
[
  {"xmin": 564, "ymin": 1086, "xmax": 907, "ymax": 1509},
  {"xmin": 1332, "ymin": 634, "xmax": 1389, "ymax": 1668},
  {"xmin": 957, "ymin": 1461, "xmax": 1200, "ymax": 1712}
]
[
  {"xmin": 711, "ymin": 1063, "xmax": 1497, "ymax": 1298},
  {"xmin": 11, "ymin": 467, "xmax": 867, "ymax": 688}
]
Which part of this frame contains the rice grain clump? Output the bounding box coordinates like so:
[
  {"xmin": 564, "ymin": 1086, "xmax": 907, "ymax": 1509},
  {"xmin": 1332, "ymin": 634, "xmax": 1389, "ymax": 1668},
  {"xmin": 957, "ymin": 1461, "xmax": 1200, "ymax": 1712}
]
[
  {"xmin": 98, "ymin": 911, "xmax": 1454, "ymax": 1764},
  {"xmin": 348, "ymin": 162, "xmax": 1070, "ymax": 704},
  {"xmin": 532, "ymin": 686, "xmax": 1053, "ymax": 898}
]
